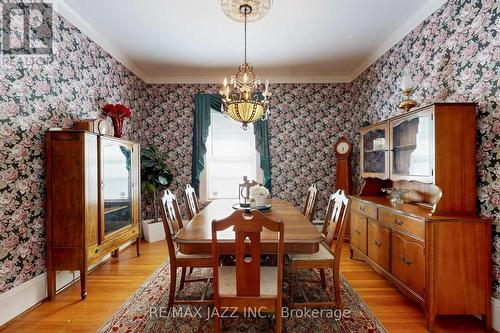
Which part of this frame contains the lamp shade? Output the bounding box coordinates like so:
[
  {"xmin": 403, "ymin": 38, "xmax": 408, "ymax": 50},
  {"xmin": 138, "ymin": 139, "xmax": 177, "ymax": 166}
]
[
  {"xmin": 401, "ymin": 70, "xmax": 414, "ymax": 90},
  {"xmin": 226, "ymin": 100, "xmax": 265, "ymax": 128}
]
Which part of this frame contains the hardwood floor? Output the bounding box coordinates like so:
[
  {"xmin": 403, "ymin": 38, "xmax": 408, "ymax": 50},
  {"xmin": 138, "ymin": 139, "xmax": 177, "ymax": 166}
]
[{"xmin": 2, "ymin": 241, "xmax": 486, "ymax": 332}]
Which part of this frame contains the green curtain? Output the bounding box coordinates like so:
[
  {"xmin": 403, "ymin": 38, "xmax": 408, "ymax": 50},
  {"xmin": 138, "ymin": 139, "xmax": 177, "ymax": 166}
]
[
  {"xmin": 191, "ymin": 94, "xmax": 220, "ymax": 194},
  {"xmin": 191, "ymin": 93, "xmax": 272, "ymax": 194},
  {"xmin": 254, "ymin": 119, "xmax": 272, "ymax": 192}
]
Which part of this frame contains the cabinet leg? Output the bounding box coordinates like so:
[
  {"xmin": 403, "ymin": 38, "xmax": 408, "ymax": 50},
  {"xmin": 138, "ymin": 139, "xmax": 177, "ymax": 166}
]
[
  {"xmin": 47, "ymin": 269, "xmax": 56, "ymax": 300},
  {"xmin": 80, "ymin": 268, "xmax": 87, "ymax": 300},
  {"xmin": 111, "ymin": 249, "xmax": 119, "ymax": 258},
  {"xmin": 136, "ymin": 237, "xmax": 141, "ymax": 256},
  {"xmin": 481, "ymin": 313, "xmax": 491, "ymax": 332},
  {"xmin": 349, "ymin": 248, "xmax": 353, "ymax": 259},
  {"xmin": 426, "ymin": 313, "xmax": 436, "ymax": 332}
]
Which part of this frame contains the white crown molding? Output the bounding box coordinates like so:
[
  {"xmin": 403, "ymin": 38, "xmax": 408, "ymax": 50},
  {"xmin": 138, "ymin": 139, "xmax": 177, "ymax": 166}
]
[
  {"xmin": 53, "ymin": 0, "xmax": 148, "ymax": 81},
  {"xmin": 144, "ymin": 72, "xmax": 352, "ymax": 84},
  {"xmin": 52, "ymin": 0, "xmax": 444, "ymax": 84},
  {"xmin": 349, "ymin": 0, "xmax": 447, "ymax": 81}
]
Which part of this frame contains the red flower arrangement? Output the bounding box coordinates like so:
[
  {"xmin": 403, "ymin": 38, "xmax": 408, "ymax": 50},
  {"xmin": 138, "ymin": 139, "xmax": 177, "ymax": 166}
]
[{"xmin": 103, "ymin": 104, "xmax": 131, "ymax": 138}]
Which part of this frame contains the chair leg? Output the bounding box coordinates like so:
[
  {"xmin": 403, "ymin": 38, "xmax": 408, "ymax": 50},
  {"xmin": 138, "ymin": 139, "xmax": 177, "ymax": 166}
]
[
  {"xmin": 179, "ymin": 267, "xmax": 186, "ymax": 290},
  {"xmin": 289, "ymin": 267, "xmax": 296, "ymax": 306},
  {"xmin": 276, "ymin": 299, "xmax": 283, "ymax": 333},
  {"xmin": 214, "ymin": 310, "xmax": 220, "ymax": 333},
  {"xmin": 319, "ymin": 268, "xmax": 327, "ymax": 290},
  {"xmin": 333, "ymin": 270, "xmax": 342, "ymax": 309},
  {"xmin": 168, "ymin": 264, "xmax": 177, "ymax": 309},
  {"xmin": 189, "ymin": 267, "xmax": 194, "ymax": 275}
]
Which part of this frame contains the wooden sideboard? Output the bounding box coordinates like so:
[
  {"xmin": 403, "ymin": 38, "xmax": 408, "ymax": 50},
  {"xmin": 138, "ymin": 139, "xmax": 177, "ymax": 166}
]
[
  {"xmin": 45, "ymin": 130, "xmax": 141, "ymax": 300},
  {"xmin": 350, "ymin": 103, "xmax": 492, "ymax": 331}
]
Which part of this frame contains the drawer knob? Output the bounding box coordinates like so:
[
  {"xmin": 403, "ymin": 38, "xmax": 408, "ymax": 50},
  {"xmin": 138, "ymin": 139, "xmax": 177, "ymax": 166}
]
[
  {"xmin": 95, "ymin": 248, "xmax": 100, "ymax": 254},
  {"xmin": 359, "ymin": 204, "xmax": 365, "ymax": 211},
  {"xmin": 400, "ymin": 255, "xmax": 412, "ymax": 265},
  {"xmin": 374, "ymin": 240, "xmax": 382, "ymax": 247},
  {"xmin": 394, "ymin": 218, "xmax": 404, "ymax": 225}
]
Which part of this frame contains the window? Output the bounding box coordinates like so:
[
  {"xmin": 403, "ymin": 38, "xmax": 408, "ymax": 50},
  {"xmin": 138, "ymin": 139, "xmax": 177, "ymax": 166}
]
[{"xmin": 201, "ymin": 109, "xmax": 261, "ymax": 200}]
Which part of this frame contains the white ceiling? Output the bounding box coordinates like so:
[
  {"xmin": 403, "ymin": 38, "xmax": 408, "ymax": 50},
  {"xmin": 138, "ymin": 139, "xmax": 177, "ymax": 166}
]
[{"xmin": 56, "ymin": 0, "xmax": 446, "ymax": 83}]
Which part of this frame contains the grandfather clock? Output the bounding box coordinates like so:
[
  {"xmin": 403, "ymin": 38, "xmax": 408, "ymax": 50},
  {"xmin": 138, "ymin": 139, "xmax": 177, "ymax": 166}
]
[
  {"xmin": 334, "ymin": 136, "xmax": 352, "ymax": 194},
  {"xmin": 334, "ymin": 136, "xmax": 352, "ymax": 240}
]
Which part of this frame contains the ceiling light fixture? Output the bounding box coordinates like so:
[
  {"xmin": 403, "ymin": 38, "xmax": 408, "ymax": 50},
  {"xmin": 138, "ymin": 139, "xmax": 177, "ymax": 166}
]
[{"xmin": 219, "ymin": 0, "xmax": 272, "ymax": 129}]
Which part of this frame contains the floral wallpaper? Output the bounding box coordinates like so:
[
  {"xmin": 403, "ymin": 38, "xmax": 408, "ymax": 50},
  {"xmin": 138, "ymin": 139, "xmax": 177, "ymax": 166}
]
[
  {"xmin": 349, "ymin": 0, "xmax": 499, "ymax": 296},
  {"xmin": 0, "ymin": 12, "xmax": 144, "ymax": 293}
]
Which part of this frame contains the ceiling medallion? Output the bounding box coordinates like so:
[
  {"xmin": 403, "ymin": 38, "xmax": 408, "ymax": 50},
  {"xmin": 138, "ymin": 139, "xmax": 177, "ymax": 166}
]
[
  {"xmin": 219, "ymin": 1, "xmax": 272, "ymax": 129},
  {"xmin": 220, "ymin": 0, "xmax": 272, "ymax": 23}
]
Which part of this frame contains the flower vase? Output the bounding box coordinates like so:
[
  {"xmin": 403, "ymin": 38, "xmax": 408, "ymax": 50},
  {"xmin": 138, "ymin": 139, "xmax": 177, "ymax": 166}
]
[
  {"xmin": 110, "ymin": 116, "xmax": 124, "ymax": 138},
  {"xmin": 254, "ymin": 196, "xmax": 266, "ymax": 207}
]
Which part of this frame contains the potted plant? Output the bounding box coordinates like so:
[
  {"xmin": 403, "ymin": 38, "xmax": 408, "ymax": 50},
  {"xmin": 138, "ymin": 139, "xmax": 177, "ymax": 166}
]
[{"xmin": 141, "ymin": 145, "xmax": 173, "ymax": 242}]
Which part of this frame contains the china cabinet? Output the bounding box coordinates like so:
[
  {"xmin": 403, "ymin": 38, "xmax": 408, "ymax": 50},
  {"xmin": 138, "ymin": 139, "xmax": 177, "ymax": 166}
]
[
  {"xmin": 360, "ymin": 123, "xmax": 389, "ymax": 179},
  {"xmin": 351, "ymin": 103, "xmax": 492, "ymax": 331},
  {"xmin": 45, "ymin": 130, "xmax": 141, "ymax": 300}
]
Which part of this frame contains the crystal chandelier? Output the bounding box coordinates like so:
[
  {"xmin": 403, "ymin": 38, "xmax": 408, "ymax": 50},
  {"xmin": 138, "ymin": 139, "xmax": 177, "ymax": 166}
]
[{"xmin": 219, "ymin": 1, "xmax": 272, "ymax": 129}]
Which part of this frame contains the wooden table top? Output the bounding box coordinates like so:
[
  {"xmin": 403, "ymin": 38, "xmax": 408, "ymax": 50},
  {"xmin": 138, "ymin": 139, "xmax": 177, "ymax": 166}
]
[{"xmin": 175, "ymin": 199, "xmax": 324, "ymax": 254}]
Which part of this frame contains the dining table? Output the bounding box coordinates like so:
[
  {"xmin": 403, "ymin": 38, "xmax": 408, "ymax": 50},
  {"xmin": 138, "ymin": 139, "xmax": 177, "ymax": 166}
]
[{"xmin": 175, "ymin": 199, "xmax": 324, "ymax": 255}]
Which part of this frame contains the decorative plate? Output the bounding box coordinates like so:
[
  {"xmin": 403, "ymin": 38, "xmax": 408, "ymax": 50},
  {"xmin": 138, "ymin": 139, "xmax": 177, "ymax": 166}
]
[{"xmin": 232, "ymin": 203, "xmax": 272, "ymax": 212}]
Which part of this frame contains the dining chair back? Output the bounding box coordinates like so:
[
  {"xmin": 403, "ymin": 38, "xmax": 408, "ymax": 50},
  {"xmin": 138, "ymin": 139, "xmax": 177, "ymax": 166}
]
[
  {"xmin": 302, "ymin": 183, "xmax": 318, "ymax": 222},
  {"xmin": 211, "ymin": 209, "xmax": 284, "ymax": 333},
  {"xmin": 159, "ymin": 189, "xmax": 183, "ymax": 256},
  {"xmin": 184, "ymin": 184, "xmax": 200, "ymax": 220},
  {"xmin": 158, "ymin": 190, "xmax": 212, "ymax": 309},
  {"xmin": 289, "ymin": 189, "xmax": 350, "ymax": 309}
]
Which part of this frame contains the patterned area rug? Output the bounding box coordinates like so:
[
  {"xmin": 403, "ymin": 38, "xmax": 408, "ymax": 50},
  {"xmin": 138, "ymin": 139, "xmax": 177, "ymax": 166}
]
[{"xmin": 98, "ymin": 262, "xmax": 386, "ymax": 333}]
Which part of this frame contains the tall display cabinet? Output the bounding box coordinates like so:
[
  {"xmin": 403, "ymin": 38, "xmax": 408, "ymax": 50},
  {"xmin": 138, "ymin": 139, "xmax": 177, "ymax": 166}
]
[
  {"xmin": 351, "ymin": 103, "xmax": 492, "ymax": 331},
  {"xmin": 45, "ymin": 130, "xmax": 141, "ymax": 300}
]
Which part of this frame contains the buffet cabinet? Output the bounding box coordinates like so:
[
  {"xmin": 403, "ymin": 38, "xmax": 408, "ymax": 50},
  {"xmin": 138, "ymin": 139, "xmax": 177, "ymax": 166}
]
[
  {"xmin": 351, "ymin": 103, "xmax": 492, "ymax": 331},
  {"xmin": 45, "ymin": 130, "xmax": 141, "ymax": 300}
]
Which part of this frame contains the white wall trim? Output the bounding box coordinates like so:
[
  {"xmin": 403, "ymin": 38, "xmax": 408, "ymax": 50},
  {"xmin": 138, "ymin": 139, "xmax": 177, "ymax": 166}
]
[
  {"xmin": 0, "ymin": 240, "xmax": 135, "ymax": 327},
  {"xmin": 53, "ymin": 0, "xmax": 445, "ymax": 84},
  {"xmin": 144, "ymin": 72, "xmax": 353, "ymax": 84},
  {"xmin": 349, "ymin": 0, "xmax": 447, "ymax": 81},
  {"xmin": 53, "ymin": 0, "xmax": 148, "ymax": 81},
  {"xmin": 492, "ymin": 297, "xmax": 500, "ymax": 332}
]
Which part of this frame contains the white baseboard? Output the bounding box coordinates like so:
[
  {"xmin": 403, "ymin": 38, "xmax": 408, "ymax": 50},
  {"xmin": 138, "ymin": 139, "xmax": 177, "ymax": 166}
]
[
  {"xmin": 0, "ymin": 240, "xmax": 135, "ymax": 326},
  {"xmin": 492, "ymin": 297, "xmax": 500, "ymax": 332}
]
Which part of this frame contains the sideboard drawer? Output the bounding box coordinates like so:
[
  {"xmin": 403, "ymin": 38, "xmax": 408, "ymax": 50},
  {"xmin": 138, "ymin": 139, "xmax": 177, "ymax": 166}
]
[
  {"xmin": 353, "ymin": 200, "xmax": 377, "ymax": 220},
  {"xmin": 367, "ymin": 220, "xmax": 390, "ymax": 271},
  {"xmin": 379, "ymin": 209, "xmax": 425, "ymax": 239}
]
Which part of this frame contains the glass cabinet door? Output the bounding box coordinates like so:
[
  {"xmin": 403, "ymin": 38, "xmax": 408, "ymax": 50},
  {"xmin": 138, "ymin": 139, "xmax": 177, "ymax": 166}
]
[
  {"xmin": 390, "ymin": 109, "xmax": 434, "ymax": 182},
  {"xmin": 361, "ymin": 123, "xmax": 389, "ymax": 179},
  {"xmin": 100, "ymin": 138, "xmax": 133, "ymax": 239}
]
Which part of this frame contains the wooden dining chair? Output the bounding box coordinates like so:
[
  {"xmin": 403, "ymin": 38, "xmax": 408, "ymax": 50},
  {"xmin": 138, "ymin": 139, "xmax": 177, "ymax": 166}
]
[
  {"xmin": 184, "ymin": 184, "xmax": 200, "ymax": 220},
  {"xmin": 302, "ymin": 183, "xmax": 318, "ymax": 222},
  {"xmin": 158, "ymin": 190, "xmax": 213, "ymax": 309},
  {"xmin": 289, "ymin": 189, "xmax": 350, "ymax": 309},
  {"xmin": 211, "ymin": 209, "xmax": 284, "ymax": 333}
]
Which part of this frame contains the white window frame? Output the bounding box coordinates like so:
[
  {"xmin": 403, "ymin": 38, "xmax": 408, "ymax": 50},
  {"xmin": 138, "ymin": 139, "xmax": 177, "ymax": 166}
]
[{"xmin": 199, "ymin": 110, "xmax": 263, "ymax": 201}]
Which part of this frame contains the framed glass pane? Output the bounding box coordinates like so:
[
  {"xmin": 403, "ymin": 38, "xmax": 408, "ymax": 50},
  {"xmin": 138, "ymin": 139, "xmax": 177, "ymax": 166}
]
[{"xmin": 102, "ymin": 141, "xmax": 132, "ymax": 235}]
